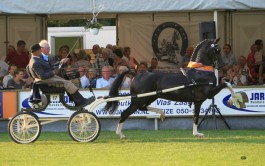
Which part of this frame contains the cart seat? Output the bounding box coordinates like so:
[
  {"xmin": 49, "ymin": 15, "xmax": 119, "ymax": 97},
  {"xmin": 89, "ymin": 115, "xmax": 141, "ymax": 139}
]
[{"xmin": 36, "ymin": 81, "xmax": 65, "ymax": 94}]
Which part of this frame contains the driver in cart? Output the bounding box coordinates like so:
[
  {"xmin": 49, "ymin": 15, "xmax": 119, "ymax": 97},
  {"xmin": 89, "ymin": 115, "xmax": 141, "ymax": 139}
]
[{"xmin": 27, "ymin": 43, "xmax": 95, "ymax": 107}]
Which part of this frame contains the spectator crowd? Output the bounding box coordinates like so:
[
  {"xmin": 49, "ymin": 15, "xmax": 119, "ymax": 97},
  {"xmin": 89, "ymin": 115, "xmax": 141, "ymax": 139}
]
[{"xmin": 0, "ymin": 39, "xmax": 264, "ymax": 90}]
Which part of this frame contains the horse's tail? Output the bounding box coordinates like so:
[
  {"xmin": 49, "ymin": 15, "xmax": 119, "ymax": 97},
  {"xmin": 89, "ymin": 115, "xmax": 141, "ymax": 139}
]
[{"xmin": 103, "ymin": 70, "xmax": 130, "ymax": 114}]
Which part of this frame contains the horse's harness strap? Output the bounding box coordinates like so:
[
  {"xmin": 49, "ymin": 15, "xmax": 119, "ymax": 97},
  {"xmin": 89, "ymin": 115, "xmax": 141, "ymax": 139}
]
[
  {"xmin": 187, "ymin": 61, "xmax": 214, "ymax": 72},
  {"xmin": 180, "ymin": 68, "xmax": 196, "ymax": 84}
]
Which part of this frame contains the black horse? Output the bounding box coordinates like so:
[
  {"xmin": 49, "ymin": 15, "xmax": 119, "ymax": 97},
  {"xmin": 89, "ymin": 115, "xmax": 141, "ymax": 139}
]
[{"xmin": 103, "ymin": 38, "xmax": 244, "ymax": 139}]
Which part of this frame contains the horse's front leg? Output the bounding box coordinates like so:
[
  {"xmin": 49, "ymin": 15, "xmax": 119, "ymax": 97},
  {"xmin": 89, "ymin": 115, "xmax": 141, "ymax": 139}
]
[
  {"xmin": 116, "ymin": 122, "xmax": 126, "ymax": 139},
  {"xmin": 193, "ymin": 101, "xmax": 205, "ymax": 138},
  {"xmin": 225, "ymin": 82, "xmax": 237, "ymax": 106},
  {"xmin": 116, "ymin": 105, "xmax": 138, "ymax": 139}
]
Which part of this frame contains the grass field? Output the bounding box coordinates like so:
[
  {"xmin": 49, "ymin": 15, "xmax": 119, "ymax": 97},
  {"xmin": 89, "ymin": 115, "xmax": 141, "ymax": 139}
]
[{"xmin": 0, "ymin": 130, "xmax": 265, "ymax": 166}]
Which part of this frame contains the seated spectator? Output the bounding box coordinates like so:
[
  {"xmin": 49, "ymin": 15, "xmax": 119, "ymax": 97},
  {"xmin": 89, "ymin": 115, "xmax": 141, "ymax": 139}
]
[
  {"xmin": 108, "ymin": 65, "xmax": 116, "ymax": 78},
  {"xmin": 182, "ymin": 46, "xmax": 193, "ymax": 68},
  {"xmin": 238, "ymin": 55, "xmax": 253, "ymax": 85},
  {"xmin": 123, "ymin": 46, "xmax": 139, "ymax": 69},
  {"xmin": 78, "ymin": 66, "xmax": 90, "ymax": 88},
  {"xmin": 0, "ymin": 60, "xmax": 9, "ymax": 79},
  {"xmin": 221, "ymin": 44, "xmax": 236, "ymax": 74},
  {"xmin": 96, "ymin": 66, "xmax": 115, "ymax": 88},
  {"xmin": 58, "ymin": 45, "xmax": 70, "ymax": 59},
  {"xmin": 113, "ymin": 48, "xmax": 127, "ymax": 69},
  {"xmin": 63, "ymin": 65, "xmax": 80, "ymax": 88},
  {"xmin": 69, "ymin": 52, "xmax": 78, "ymax": 67},
  {"xmin": 3, "ymin": 64, "xmax": 17, "ymax": 88},
  {"xmin": 148, "ymin": 57, "xmax": 158, "ymax": 72},
  {"xmin": 101, "ymin": 48, "xmax": 114, "ymax": 67},
  {"xmin": 73, "ymin": 50, "xmax": 92, "ymax": 69},
  {"xmin": 87, "ymin": 68, "xmax": 97, "ymax": 88},
  {"xmin": 106, "ymin": 44, "xmax": 113, "ymax": 51},
  {"xmin": 118, "ymin": 66, "xmax": 131, "ymax": 88},
  {"xmin": 7, "ymin": 69, "xmax": 29, "ymax": 89},
  {"xmin": 5, "ymin": 40, "xmax": 29, "ymax": 69},
  {"xmin": 92, "ymin": 44, "xmax": 104, "ymax": 77},
  {"xmin": 247, "ymin": 44, "xmax": 259, "ymax": 84},
  {"xmin": 137, "ymin": 61, "xmax": 148, "ymax": 74},
  {"xmin": 231, "ymin": 63, "xmax": 248, "ymax": 86}
]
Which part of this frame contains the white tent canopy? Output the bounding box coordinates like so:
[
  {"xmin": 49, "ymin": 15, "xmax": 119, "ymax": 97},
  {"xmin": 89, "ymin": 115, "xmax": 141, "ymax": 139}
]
[{"xmin": 1, "ymin": 0, "xmax": 265, "ymax": 14}]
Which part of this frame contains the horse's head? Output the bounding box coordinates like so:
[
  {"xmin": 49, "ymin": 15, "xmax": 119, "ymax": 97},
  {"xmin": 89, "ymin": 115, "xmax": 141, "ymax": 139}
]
[
  {"xmin": 189, "ymin": 38, "xmax": 223, "ymax": 70},
  {"xmin": 209, "ymin": 38, "xmax": 223, "ymax": 69}
]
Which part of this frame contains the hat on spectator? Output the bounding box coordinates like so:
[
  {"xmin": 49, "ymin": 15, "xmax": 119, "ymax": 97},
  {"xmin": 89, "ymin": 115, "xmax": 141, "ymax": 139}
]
[{"xmin": 31, "ymin": 44, "xmax": 41, "ymax": 53}]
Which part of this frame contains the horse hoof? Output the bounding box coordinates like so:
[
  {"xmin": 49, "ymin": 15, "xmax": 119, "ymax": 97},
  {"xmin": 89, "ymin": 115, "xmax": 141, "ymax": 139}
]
[
  {"xmin": 227, "ymin": 99, "xmax": 233, "ymax": 107},
  {"xmin": 194, "ymin": 133, "xmax": 205, "ymax": 138},
  {"xmin": 160, "ymin": 115, "xmax": 165, "ymax": 122},
  {"xmin": 120, "ymin": 135, "xmax": 126, "ymax": 139}
]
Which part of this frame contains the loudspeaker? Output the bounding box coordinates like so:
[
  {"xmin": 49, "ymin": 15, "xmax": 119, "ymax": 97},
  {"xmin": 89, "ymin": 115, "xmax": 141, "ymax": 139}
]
[{"xmin": 199, "ymin": 21, "xmax": 216, "ymax": 41}]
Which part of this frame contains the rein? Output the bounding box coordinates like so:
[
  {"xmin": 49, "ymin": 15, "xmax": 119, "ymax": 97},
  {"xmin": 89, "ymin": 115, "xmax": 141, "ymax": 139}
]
[{"xmin": 187, "ymin": 61, "xmax": 214, "ymax": 72}]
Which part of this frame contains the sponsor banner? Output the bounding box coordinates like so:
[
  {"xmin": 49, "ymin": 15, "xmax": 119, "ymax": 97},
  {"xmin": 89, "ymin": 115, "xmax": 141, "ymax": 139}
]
[
  {"xmin": 18, "ymin": 88, "xmax": 265, "ymax": 118},
  {"xmin": 0, "ymin": 92, "xmax": 2, "ymax": 118},
  {"xmin": 1, "ymin": 91, "xmax": 17, "ymax": 118}
]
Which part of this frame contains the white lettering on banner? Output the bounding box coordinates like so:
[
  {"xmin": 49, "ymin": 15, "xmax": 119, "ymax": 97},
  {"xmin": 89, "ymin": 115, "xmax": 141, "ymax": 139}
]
[{"xmin": 17, "ymin": 88, "xmax": 265, "ymax": 118}]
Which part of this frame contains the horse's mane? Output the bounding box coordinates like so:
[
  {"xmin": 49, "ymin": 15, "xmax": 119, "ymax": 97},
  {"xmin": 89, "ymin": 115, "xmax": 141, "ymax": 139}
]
[{"xmin": 190, "ymin": 39, "xmax": 213, "ymax": 62}]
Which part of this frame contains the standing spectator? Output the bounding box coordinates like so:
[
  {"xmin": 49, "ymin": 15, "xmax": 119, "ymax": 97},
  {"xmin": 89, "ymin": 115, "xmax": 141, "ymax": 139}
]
[
  {"xmin": 7, "ymin": 69, "xmax": 28, "ymax": 89},
  {"xmin": 3, "ymin": 64, "xmax": 17, "ymax": 88},
  {"xmin": 255, "ymin": 40, "xmax": 265, "ymax": 84},
  {"xmin": 1, "ymin": 45, "xmax": 15, "ymax": 61},
  {"xmin": 247, "ymin": 44, "xmax": 259, "ymax": 84},
  {"xmin": 221, "ymin": 44, "xmax": 236, "ymax": 74},
  {"xmin": 148, "ymin": 57, "xmax": 158, "ymax": 72},
  {"xmin": 182, "ymin": 46, "xmax": 193, "ymax": 68},
  {"xmin": 123, "ymin": 46, "xmax": 139, "ymax": 70},
  {"xmin": 254, "ymin": 39, "xmax": 264, "ymax": 64},
  {"xmin": 5, "ymin": 40, "xmax": 29, "ymax": 69},
  {"xmin": 87, "ymin": 68, "xmax": 98, "ymax": 88},
  {"xmin": 96, "ymin": 66, "xmax": 115, "ymax": 88}
]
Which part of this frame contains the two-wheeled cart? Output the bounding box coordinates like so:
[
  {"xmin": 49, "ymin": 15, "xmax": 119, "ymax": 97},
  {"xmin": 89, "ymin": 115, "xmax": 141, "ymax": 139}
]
[{"xmin": 8, "ymin": 81, "xmax": 101, "ymax": 144}]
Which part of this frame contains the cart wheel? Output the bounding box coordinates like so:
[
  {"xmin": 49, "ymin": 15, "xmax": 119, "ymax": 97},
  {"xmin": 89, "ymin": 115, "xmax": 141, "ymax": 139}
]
[
  {"xmin": 8, "ymin": 112, "xmax": 41, "ymax": 144},
  {"xmin": 68, "ymin": 110, "xmax": 100, "ymax": 142}
]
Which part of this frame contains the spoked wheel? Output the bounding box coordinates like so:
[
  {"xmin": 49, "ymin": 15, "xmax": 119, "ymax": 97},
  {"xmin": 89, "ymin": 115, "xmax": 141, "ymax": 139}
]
[
  {"xmin": 8, "ymin": 112, "xmax": 41, "ymax": 144},
  {"xmin": 68, "ymin": 110, "xmax": 101, "ymax": 142}
]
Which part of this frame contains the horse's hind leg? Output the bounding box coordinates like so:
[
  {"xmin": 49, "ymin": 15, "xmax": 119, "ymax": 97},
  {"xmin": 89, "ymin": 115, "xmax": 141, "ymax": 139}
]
[
  {"xmin": 116, "ymin": 104, "xmax": 139, "ymax": 139},
  {"xmin": 147, "ymin": 106, "xmax": 165, "ymax": 121},
  {"xmin": 193, "ymin": 101, "xmax": 205, "ymax": 138}
]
